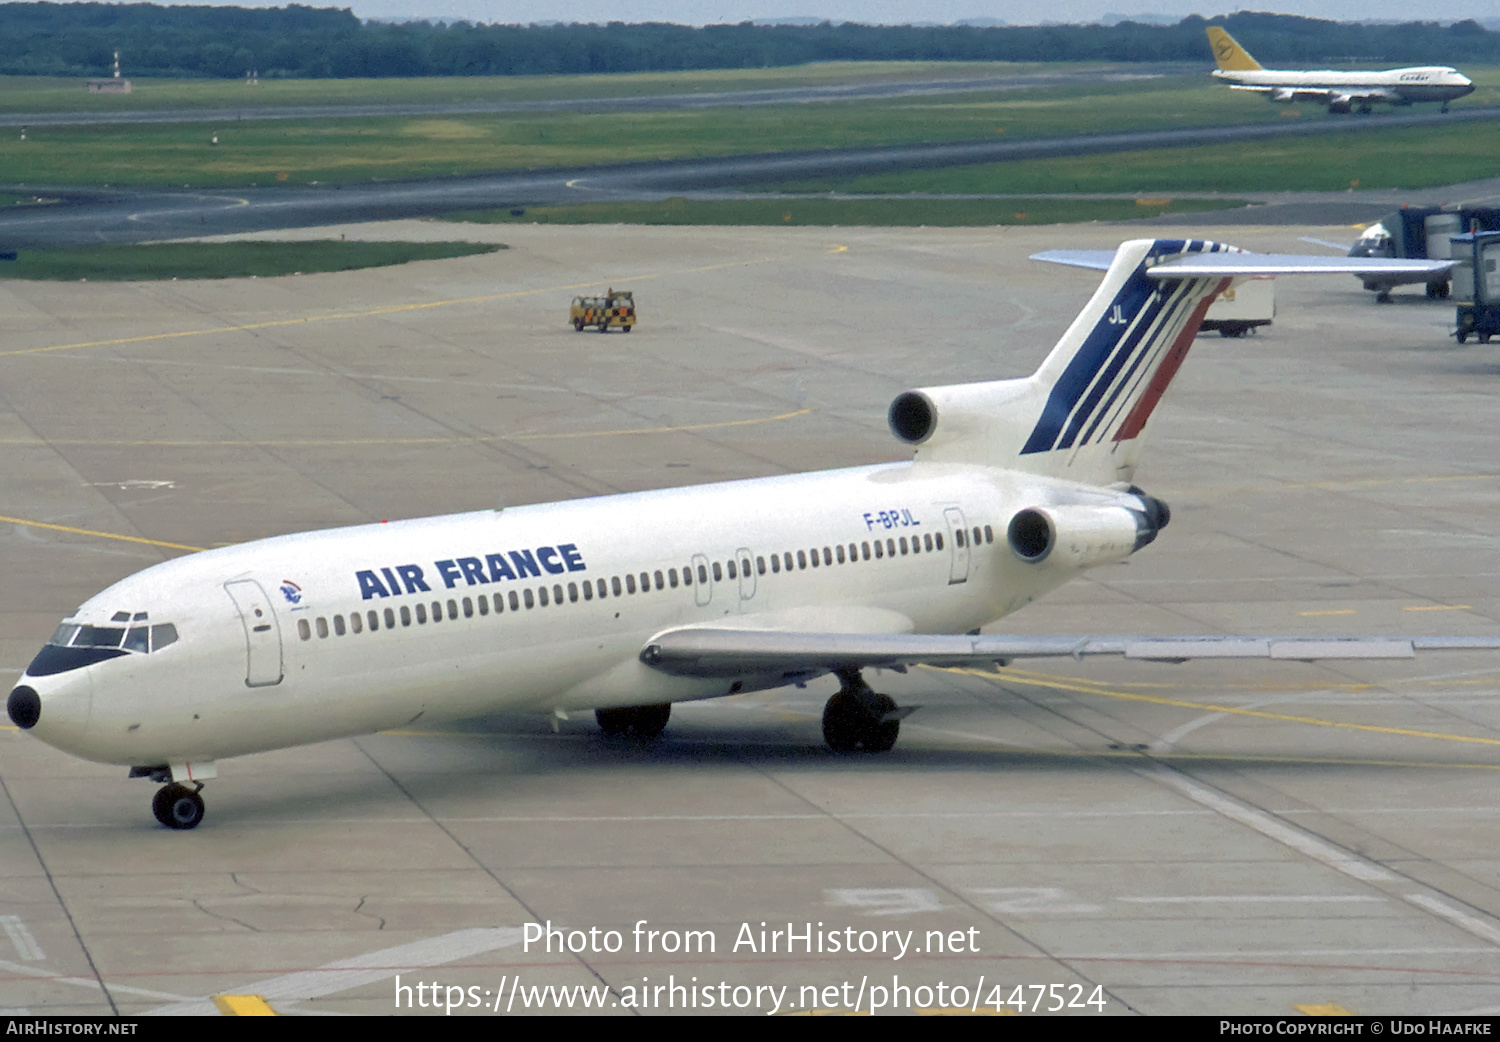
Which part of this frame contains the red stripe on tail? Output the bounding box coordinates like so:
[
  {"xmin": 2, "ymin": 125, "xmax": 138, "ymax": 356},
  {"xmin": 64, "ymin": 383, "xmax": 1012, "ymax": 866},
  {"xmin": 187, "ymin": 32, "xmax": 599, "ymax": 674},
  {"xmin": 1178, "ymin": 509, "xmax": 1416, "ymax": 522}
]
[{"xmin": 1111, "ymin": 280, "xmax": 1227, "ymax": 443}]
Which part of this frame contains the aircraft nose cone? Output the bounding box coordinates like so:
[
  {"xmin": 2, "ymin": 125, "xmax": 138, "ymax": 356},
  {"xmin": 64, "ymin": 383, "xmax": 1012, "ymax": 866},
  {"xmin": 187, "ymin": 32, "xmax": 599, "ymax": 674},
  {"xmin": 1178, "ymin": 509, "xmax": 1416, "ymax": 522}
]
[{"xmin": 8, "ymin": 685, "xmax": 40, "ymax": 729}]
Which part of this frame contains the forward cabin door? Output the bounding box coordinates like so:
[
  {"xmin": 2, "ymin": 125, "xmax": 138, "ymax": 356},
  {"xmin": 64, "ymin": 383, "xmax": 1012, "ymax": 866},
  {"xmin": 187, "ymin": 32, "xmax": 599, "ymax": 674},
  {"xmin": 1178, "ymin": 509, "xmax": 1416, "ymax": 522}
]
[{"xmin": 223, "ymin": 579, "xmax": 284, "ymax": 687}]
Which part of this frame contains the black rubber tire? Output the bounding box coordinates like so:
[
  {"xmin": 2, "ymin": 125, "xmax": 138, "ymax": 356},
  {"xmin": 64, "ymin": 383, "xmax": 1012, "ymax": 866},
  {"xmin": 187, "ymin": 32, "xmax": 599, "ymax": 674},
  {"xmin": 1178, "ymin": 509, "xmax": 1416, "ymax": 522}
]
[
  {"xmin": 596, "ymin": 704, "xmax": 671, "ymax": 737},
  {"xmin": 574, "ymin": 319, "xmax": 584, "ymax": 331},
  {"xmin": 595, "ymin": 707, "xmax": 630, "ymax": 735},
  {"xmin": 153, "ymin": 784, "xmax": 204, "ymax": 830},
  {"xmin": 632, "ymin": 703, "xmax": 670, "ymax": 738},
  {"xmin": 863, "ymin": 694, "xmax": 900, "ymax": 753},
  {"xmin": 822, "ymin": 693, "xmax": 865, "ymax": 752}
]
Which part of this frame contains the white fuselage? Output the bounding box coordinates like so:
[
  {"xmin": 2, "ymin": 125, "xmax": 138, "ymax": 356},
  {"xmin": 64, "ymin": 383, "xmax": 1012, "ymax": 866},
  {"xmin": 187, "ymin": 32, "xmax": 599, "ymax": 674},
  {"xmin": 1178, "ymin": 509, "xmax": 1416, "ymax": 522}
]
[
  {"xmin": 21, "ymin": 459, "xmax": 1121, "ymax": 769},
  {"xmin": 1212, "ymin": 65, "xmax": 1474, "ymax": 104}
]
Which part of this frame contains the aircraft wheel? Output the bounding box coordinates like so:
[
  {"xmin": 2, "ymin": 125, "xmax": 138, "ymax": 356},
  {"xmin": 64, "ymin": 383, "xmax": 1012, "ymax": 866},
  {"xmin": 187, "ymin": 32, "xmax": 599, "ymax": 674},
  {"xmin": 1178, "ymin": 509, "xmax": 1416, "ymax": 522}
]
[
  {"xmin": 1440, "ymin": 283, "xmax": 1451, "ymax": 299},
  {"xmin": 622, "ymin": 324, "xmax": 632, "ymax": 333},
  {"xmin": 153, "ymin": 784, "xmax": 204, "ymax": 830},
  {"xmin": 633, "ymin": 703, "xmax": 670, "ymax": 738},
  {"xmin": 862, "ymin": 694, "xmax": 901, "ymax": 753},
  {"xmin": 1376, "ymin": 289, "xmax": 1392, "ymax": 303},
  {"xmin": 822, "ymin": 693, "xmax": 864, "ymax": 752},
  {"xmin": 596, "ymin": 704, "xmax": 670, "ymax": 737},
  {"xmin": 595, "ymin": 707, "xmax": 630, "ymax": 735},
  {"xmin": 1427, "ymin": 283, "xmax": 1441, "ymax": 299},
  {"xmin": 598, "ymin": 320, "xmax": 609, "ymax": 333},
  {"xmin": 1457, "ymin": 331, "xmax": 1469, "ymax": 344},
  {"xmin": 574, "ymin": 319, "xmax": 584, "ymax": 331}
]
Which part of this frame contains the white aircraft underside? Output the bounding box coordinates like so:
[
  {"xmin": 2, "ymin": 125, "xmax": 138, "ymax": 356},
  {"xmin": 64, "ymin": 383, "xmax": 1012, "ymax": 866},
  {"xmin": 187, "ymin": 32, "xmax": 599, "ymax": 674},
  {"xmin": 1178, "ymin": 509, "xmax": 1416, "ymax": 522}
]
[{"xmin": 8, "ymin": 237, "xmax": 1490, "ymax": 830}]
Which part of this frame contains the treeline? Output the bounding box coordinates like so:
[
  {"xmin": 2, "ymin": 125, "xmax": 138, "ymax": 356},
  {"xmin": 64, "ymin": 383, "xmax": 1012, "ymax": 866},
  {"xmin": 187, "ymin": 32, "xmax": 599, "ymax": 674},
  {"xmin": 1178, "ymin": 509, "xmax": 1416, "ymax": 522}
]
[{"xmin": 0, "ymin": 4, "xmax": 1497, "ymax": 80}]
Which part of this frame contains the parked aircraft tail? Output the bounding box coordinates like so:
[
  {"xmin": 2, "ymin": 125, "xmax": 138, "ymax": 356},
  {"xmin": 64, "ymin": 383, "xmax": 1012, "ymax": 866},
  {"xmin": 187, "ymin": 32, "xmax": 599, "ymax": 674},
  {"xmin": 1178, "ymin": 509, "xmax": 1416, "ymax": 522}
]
[{"xmin": 1207, "ymin": 26, "xmax": 1263, "ymax": 72}]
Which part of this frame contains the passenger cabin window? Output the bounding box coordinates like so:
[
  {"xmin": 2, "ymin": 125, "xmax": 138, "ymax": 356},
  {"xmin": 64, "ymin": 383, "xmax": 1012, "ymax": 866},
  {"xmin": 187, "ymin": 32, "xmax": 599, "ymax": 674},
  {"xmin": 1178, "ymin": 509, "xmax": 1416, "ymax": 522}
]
[
  {"xmin": 334, "ymin": 615, "xmax": 346, "ymax": 636},
  {"xmin": 298, "ymin": 619, "xmax": 311, "ymax": 641}
]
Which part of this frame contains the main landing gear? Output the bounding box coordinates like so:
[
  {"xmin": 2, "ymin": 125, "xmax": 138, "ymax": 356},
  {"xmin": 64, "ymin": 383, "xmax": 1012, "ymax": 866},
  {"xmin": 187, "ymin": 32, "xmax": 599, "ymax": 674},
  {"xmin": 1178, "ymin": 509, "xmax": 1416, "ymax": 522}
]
[
  {"xmin": 822, "ymin": 669, "xmax": 916, "ymax": 753},
  {"xmin": 596, "ymin": 703, "xmax": 671, "ymax": 737},
  {"xmin": 151, "ymin": 782, "xmax": 205, "ymax": 830}
]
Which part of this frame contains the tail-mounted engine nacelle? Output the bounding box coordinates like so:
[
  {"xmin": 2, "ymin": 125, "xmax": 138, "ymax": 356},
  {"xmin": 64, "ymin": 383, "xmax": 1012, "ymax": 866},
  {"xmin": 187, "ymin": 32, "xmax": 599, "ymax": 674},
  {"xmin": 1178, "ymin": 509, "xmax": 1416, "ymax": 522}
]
[
  {"xmin": 887, "ymin": 380, "xmax": 1032, "ymax": 460},
  {"xmin": 1006, "ymin": 493, "xmax": 1171, "ymax": 569}
]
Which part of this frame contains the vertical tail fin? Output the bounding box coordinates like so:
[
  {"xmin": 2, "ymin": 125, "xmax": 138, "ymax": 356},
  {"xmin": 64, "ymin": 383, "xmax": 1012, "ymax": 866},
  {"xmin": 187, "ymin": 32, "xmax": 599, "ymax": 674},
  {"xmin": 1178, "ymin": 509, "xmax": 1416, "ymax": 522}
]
[
  {"xmin": 1207, "ymin": 27, "xmax": 1263, "ymax": 72},
  {"xmin": 1017, "ymin": 239, "xmax": 1230, "ymax": 483},
  {"xmin": 890, "ymin": 239, "xmax": 1230, "ymax": 486}
]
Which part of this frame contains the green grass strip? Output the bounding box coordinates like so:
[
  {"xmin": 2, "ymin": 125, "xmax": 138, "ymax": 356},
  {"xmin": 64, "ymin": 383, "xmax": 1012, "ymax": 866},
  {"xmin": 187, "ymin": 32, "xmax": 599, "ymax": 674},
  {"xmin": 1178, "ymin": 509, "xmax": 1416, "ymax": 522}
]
[
  {"xmin": 0, "ymin": 240, "xmax": 504, "ymax": 281},
  {"xmin": 756, "ymin": 120, "xmax": 1500, "ymax": 196}
]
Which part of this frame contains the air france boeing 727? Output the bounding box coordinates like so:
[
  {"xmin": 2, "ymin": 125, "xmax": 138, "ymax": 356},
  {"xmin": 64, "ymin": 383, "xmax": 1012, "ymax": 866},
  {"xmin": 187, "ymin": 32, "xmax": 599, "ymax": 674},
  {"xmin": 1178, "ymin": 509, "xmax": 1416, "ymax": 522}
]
[
  {"xmin": 8, "ymin": 238, "xmax": 1493, "ymax": 830},
  {"xmin": 1208, "ymin": 26, "xmax": 1474, "ymax": 113}
]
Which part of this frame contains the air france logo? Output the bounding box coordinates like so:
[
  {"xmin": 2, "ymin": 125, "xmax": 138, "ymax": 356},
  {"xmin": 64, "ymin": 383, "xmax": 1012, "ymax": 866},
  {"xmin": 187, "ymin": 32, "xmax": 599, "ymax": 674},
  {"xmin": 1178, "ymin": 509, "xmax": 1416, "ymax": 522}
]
[
  {"xmin": 355, "ymin": 543, "xmax": 587, "ymax": 601},
  {"xmin": 279, "ymin": 580, "xmax": 302, "ymax": 604}
]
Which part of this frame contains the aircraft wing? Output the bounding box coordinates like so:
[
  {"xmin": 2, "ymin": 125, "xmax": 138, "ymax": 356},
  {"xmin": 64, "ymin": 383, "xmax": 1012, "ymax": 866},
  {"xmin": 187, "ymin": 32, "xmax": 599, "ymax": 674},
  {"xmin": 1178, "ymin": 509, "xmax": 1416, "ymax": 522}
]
[
  {"xmin": 1030, "ymin": 250, "xmax": 1451, "ymax": 279},
  {"xmin": 640, "ymin": 628, "xmax": 1500, "ymax": 678}
]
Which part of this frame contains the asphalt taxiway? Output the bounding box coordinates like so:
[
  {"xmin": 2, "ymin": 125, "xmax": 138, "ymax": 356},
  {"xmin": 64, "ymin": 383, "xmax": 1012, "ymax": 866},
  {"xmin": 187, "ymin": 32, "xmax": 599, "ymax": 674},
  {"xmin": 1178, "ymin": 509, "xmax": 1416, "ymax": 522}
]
[{"xmin": 1, "ymin": 222, "xmax": 1498, "ymax": 1016}]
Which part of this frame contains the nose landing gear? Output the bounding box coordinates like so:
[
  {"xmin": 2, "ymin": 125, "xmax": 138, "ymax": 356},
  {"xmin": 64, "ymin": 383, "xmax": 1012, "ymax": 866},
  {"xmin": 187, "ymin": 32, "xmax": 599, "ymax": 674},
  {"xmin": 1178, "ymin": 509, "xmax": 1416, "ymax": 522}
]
[
  {"xmin": 822, "ymin": 668, "xmax": 917, "ymax": 753},
  {"xmin": 151, "ymin": 782, "xmax": 205, "ymax": 830}
]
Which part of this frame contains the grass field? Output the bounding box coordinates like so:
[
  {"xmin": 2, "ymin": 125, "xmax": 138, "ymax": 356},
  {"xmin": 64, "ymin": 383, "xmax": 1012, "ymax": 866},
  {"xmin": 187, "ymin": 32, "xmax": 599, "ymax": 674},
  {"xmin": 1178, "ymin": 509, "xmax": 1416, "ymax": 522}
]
[
  {"xmin": 0, "ymin": 62, "xmax": 1126, "ymax": 112},
  {"xmin": 0, "ymin": 70, "xmax": 1395, "ymax": 188},
  {"xmin": 444, "ymin": 196, "xmax": 1250, "ymax": 227},
  {"xmin": 0, "ymin": 240, "xmax": 503, "ymax": 280},
  {"xmin": 751, "ymin": 119, "xmax": 1500, "ymax": 195},
  {"xmin": 0, "ymin": 63, "xmax": 1494, "ymax": 198}
]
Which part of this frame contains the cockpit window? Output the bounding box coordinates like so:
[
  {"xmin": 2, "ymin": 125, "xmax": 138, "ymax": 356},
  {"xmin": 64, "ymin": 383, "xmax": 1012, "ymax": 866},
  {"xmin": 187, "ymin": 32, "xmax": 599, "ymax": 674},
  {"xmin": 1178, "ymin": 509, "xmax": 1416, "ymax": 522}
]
[
  {"xmin": 76, "ymin": 625, "xmax": 125, "ymax": 649},
  {"xmin": 32, "ymin": 616, "xmax": 181, "ymax": 676}
]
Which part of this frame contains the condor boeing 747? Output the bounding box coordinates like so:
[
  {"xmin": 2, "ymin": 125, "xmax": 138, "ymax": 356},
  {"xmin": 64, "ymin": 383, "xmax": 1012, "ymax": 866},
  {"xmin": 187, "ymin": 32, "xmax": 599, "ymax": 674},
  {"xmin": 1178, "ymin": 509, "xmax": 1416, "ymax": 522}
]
[
  {"xmin": 8, "ymin": 238, "xmax": 1492, "ymax": 830},
  {"xmin": 1208, "ymin": 26, "xmax": 1474, "ymax": 113}
]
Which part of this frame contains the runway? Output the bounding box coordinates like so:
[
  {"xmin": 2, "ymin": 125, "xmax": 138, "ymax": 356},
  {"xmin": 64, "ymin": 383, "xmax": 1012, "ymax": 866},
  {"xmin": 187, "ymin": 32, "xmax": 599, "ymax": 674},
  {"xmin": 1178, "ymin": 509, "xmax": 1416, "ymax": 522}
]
[{"xmin": 1, "ymin": 222, "xmax": 1498, "ymax": 1015}]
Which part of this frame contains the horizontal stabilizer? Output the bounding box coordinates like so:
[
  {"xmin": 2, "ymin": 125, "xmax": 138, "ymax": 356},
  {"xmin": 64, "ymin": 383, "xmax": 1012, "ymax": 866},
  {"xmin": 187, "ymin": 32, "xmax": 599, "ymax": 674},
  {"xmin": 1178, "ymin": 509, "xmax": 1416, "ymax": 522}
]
[
  {"xmin": 641, "ymin": 628, "xmax": 1500, "ymax": 676},
  {"xmin": 1148, "ymin": 252, "xmax": 1452, "ymax": 277},
  {"xmin": 1031, "ymin": 248, "xmax": 1451, "ymax": 279}
]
